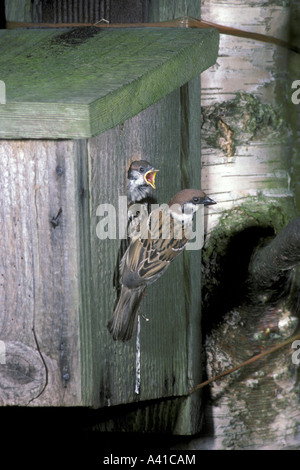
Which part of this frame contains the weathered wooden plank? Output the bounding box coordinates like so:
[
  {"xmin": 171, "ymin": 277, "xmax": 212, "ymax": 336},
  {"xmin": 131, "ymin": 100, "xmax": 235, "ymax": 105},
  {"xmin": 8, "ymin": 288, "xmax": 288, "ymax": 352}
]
[
  {"xmin": 0, "ymin": 27, "xmax": 219, "ymax": 138},
  {"xmin": 0, "ymin": 92, "xmax": 203, "ymax": 408},
  {"xmin": 143, "ymin": 0, "xmax": 205, "ymax": 437},
  {"xmin": 5, "ymin": 0, "xmax": 140, "ymax": 25},
  {"xmin": 0, "ymin": 2, "xmax": 216, "ymax": 427},
  {"xmin": 87, "ymin": 0, "xmax": 205, "ymax": 434},
  {"xmin": 88, "ymin": 90, "xmax": 189, "ymax": 407},
  {"xmin": 4, "ymin": 0, "xmax": 33, "ymax": 22},
  {"xmin": 0, "ymin": 103, "xmax": 90, "ymax": 139},
  {"xmin": 0, "ymin": 139, "xmax": 83, "ymax": 405},
  {"xmin": 173, "ymin": 77, "xmax": 203, "ymax": 435}
]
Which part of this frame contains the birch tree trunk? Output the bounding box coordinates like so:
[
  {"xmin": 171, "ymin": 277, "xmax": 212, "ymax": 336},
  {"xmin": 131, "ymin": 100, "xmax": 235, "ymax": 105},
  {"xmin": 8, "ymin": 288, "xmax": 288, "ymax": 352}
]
[
  {"xmin": 176, "ymin": 0, "xmax": 300, "ymax": 450},
  {"xmin": 201, "ymin": 0, "xmax": 295, "ymax": 234},
  {"xmin": 289, "ymin": 0, "xmax": 300, "ymax": 212}
]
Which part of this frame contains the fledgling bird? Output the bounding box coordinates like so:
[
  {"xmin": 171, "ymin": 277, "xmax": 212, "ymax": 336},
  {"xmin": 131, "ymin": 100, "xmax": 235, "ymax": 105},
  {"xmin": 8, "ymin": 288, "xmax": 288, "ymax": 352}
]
[
  {"xmin": 127, "ymin": 159, "xmax": 159, "ymax": 235},
  {"xmin": 108, "ymin": 189, "xmax": 216, "ymax": 341},
  {"xmin": 113, "ymin": 159, "xmax": 159, "ymax": 294},
  {"xmin": 127, "ymin": 159, "xmax": 159, "ymax": 204}
]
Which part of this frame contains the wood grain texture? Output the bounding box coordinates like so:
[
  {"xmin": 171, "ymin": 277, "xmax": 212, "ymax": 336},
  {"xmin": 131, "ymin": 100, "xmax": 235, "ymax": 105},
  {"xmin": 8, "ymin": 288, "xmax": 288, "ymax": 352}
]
[
  {"xmin": 144, "ymin": 0, "xmax": 203, "ymax": 436},
  {"xmin": 86, "ymin": 86, "xmax": 204, "ymax": 435},
  {"xmin": 0, "ymin": 139, "xmax": 83, "ymax": 405},
  {"xmin": 88, "ymin": 90, "xmax": 190, "ymax": 407},
  {"xmin": 89, "ymin": 0, "xmax": 204, "ymax": 434},
  {"xmin": 0, "ymin": 92, "xmax": 203, "ymax": 411},
  {"xmin": 4, "ymin": 0, "xmax": 33, "ymax": 22},
  {"xmin": 0, "ymin": 2, "xmax": 210, "ymax": 432},
  {"xmin": 5, "ymin": 0, "xmax": 142, "ymax": 24},
  {"xmin": 0, "ymin": 27, "xmax": 219, "ymax": 138}
]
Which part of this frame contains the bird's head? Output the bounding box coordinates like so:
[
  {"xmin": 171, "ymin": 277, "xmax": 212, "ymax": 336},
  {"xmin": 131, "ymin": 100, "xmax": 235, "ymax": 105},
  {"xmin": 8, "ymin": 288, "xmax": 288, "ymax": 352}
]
[
  {"xmin": 128, "ymin": 160, "xmax": 159, "ymax": 190},
  {"xmin": 168, "ymin": 189, "xmax": 216, "ymax": 221}
]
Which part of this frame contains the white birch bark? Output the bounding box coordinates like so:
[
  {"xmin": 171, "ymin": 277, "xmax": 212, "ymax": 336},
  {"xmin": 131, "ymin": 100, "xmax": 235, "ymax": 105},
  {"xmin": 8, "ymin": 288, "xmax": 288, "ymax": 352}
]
[
  {"xmin": 180, "ymin": 0, "xmax": 300, "ymax": 450},
  {"xmin": 289, "ymin": 0, "xmax": 300, "ymax": 211},
  {"xmin": 200, "ymin": 0, "xmax": 295, "ymax": 236}
]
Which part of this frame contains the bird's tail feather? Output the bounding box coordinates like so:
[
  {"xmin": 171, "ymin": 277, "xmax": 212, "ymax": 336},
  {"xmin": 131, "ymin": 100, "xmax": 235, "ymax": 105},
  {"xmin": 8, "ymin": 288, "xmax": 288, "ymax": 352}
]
[{"xmin": 107, "ymin": 285, "xmax": 145, "ymax": 341}]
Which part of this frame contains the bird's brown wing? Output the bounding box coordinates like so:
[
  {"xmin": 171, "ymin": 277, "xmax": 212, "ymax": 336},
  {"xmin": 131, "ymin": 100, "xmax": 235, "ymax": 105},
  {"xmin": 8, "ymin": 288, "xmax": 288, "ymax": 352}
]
[{"xmin": 121, "ymin": 208, "xmax": 188, "ymax": 288}]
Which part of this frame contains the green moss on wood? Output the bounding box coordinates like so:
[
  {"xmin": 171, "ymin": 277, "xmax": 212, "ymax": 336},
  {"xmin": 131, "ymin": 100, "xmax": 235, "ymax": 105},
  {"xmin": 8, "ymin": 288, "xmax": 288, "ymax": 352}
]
[
  {"xmin": 201, "ymin": 93, "xmax": 291, "ymax": 157},
  {"xmin": 203, "ymin": 195, "xmax": 296, "ymax": 263},
  {"xmin": 0, "ymin": 27, "xmax": 219, "ymax": 138}
]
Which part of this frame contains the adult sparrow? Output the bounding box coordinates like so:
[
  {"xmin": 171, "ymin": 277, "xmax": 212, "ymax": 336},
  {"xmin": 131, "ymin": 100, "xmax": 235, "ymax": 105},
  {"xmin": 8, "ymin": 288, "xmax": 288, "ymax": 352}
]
[{"xmin": 108, "ymin": 189, "xmax": 216, "ymax": 341}]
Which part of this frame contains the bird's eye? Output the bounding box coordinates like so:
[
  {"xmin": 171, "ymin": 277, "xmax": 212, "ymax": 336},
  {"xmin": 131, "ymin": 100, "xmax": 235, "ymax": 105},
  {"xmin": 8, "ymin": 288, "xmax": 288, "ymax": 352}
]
[
  {"xmin": 139, "ymin": 167, "xmax": 145, "ymax": 173},
  {"xmin": 192, "ymin": 196, "xmax": 200, "ymax": 203}
]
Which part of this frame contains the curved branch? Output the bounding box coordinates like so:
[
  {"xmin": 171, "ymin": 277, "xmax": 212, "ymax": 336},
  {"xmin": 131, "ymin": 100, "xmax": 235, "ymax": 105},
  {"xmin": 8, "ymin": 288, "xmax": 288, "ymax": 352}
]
[{"xmin": 189, "ymin": 332, "xmax": 300, "ymax": 395}]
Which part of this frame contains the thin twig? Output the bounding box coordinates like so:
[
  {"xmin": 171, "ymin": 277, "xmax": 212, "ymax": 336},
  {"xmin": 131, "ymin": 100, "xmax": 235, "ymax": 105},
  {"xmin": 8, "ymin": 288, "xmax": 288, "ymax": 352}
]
[
  {"xmin": 6, "ymin": 16, "xmax": 299, "ymax": 54},
  {"xmin": 189, "ymin": 17, "xmax": 299, "ymax": 54},
  {"xmin": 189, "ymin": 332, "xmax": 300, "ymax": 395}
]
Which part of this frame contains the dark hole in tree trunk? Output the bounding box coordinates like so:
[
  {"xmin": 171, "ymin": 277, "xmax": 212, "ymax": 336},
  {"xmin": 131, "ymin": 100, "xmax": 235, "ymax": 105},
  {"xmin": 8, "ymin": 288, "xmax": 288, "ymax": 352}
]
[{"xmin": 202, "ymin": 225, "xmax": 275, "ymax": 334}]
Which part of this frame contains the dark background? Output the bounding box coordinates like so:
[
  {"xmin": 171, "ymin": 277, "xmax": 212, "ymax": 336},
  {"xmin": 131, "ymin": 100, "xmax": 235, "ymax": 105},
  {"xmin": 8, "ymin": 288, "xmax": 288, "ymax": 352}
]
[{"xmin": 0, "ymin": 0, "xmax": 5, "ymax": 28}]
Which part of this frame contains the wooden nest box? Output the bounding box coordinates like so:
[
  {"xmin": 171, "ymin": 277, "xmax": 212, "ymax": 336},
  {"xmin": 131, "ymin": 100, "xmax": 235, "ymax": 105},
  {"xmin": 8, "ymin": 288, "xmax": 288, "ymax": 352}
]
[{"xmin": 0, "ymin": 25, "xmax": 218, "ymax": 433}]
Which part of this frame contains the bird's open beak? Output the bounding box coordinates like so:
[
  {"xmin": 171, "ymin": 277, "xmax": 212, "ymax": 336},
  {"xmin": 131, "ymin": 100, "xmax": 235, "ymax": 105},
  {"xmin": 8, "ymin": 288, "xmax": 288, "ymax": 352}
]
[
  {"xmin": 203, "ymin": 196, "xmax": 216, "ymax": 206},
  {"xmin": 144, "ymin": 169, "xmax": 159, "ymax": 189}
]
